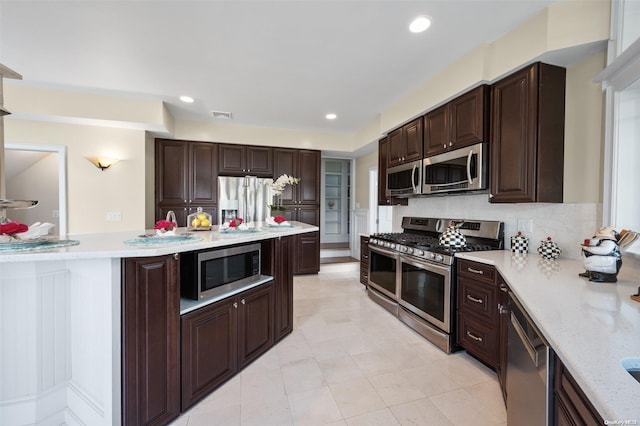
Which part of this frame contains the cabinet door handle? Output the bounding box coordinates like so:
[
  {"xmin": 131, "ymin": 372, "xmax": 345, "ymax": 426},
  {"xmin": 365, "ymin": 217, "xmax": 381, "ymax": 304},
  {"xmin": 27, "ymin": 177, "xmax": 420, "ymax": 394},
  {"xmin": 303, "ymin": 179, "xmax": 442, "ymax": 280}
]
[
  {"xmin": 363, "ymin": 255, "xmax": 368, "ymax": 259},
  {"xmin": 466, "ymin": 331, "xmax": 483, "ymax": 342},
  {"xmin": 241, "ymin": 299, "xmax": 246, "ymax": 305},
  {"xmin": 466, "ymin": 294, "xmax": 483, "ymax": 304},
  {"xmin": 443, "ymin": 144, "xmax": 447, "ymax": 149},
  {"xmin": 467, "ymin": 267, "xmax": 484, "ymax": 275},
  {"xmin": 449, "ymin": 142, "xmax": 453, "ymax": 146},
  {"xmin": 498, "ymin": 303, "xmax": 509, "ymax": 315},
  {"xmin": 499, "ymin": 284, "xmax": 509, "ymax": 293},
  {"xmin": 173, "ymin": 253, "xmax": 179, "ymax": 261},
  {"xmin": 233, "ymin": 302, "xmax": 238, "ymax": 309}
]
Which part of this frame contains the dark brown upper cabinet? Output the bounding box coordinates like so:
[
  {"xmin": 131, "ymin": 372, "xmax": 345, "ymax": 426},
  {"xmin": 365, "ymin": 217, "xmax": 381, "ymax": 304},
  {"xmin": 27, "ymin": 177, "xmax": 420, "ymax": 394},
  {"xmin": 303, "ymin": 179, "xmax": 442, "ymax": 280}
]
[
  {"xmin": 387, "ymin": 117, "xmax": 423, "ymax": 168},
  {"xmin": 377, "ymin": 137, "xmax": 408, "ymax": 206},
  {"xmin": 424, "ymin": 85, "xmax": 489, "ymax": 157},
  {"xmin": 218, "ymin": 144, "xmax": 273, "ymax": 177},
  {"xmin": 155, "ymin": 139, "xmax": 218, "ymax": 224},
  {"xmin": 273, "ymin": 148, "xmax": 320, "ymax": 205},
  {"xmin": 490, "ymin": 63, "xmax": 565, "ymax": 203}
]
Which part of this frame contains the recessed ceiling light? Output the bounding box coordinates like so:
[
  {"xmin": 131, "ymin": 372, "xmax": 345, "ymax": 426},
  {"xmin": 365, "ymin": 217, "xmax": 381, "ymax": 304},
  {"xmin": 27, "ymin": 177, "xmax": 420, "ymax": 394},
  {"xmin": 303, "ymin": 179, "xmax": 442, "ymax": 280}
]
[
  {"xmin": 409, "ymin": 16, "xmax": 431, "ymax": 33},
  {"xmin": 326, "ymin": 113, "xmax": 337, "ymax": 120},
  {"xmin": 179, "ymin": 95, "xmax": 194, "ymax": 103}
]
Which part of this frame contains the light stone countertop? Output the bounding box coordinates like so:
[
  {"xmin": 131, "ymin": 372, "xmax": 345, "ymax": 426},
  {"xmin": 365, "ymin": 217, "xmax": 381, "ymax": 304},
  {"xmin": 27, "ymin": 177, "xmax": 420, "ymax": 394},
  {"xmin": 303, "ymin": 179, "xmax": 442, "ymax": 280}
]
[
  {"xmin": 0, "ymin": 221, "xmax": 318, "ymax": 263},
  {"xmin": 456, "ymin": 250, "xmax": 640, "ymax": 422}
]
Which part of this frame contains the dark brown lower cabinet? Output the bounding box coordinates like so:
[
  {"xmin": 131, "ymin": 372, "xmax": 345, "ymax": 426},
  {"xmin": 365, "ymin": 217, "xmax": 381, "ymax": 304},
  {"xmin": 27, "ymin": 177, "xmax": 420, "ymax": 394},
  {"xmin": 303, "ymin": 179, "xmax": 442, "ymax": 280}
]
[
  {"xmin": 497, "ymin": 274, "xmax": 509, "ymax": 404},
  {"xmin": 262, "ymin": 236, "xmax": 294, "ymax": 341},
  {"xmin": 181, "ymin": 282, "xmax": 275, "ymax": 411},
  {"xmin": 554, "ymin": 356, "xmax": 604, "ymax": 426},
  {"xmin": 296, "ymin": 231, "xmax": 320, "ymax": 274},
  {"xmin": 360, "ymin": 235, "xmax": 370, "ymax": 286},
  {"xmin": 122, "ymin": 255, "xmax": 180, "ymax": 426}
]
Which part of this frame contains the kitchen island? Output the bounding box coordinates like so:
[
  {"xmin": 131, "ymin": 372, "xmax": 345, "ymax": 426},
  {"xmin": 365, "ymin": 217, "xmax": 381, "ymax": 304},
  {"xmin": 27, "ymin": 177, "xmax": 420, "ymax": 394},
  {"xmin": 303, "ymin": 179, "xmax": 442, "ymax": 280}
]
[
  {"xmin": 0, "ymin": 222, "xmax": 317, "ymax": 426},
  {"xmin": 456, "ymin": 250, "xmax": 640, "ymax": 423}
]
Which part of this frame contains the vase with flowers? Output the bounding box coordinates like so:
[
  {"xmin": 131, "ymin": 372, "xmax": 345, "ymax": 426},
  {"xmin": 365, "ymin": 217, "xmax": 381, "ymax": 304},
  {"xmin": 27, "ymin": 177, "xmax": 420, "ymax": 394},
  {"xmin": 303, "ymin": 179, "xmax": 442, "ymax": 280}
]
[{"xmin": 267, "ymin": 174, "xmax": 300, "ymax": 212}]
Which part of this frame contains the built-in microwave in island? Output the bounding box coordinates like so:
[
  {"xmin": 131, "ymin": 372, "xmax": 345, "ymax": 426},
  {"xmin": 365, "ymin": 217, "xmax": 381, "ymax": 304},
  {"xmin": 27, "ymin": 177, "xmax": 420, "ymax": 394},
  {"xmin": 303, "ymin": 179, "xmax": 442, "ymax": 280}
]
[{"xmin": 181, "ymin": 243, "xmax": 262, "ymax": 300}]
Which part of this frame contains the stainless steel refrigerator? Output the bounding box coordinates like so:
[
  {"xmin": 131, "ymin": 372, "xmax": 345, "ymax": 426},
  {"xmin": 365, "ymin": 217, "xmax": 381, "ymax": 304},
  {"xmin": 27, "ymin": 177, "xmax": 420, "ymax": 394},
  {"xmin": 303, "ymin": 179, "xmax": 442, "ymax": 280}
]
[{"xmin": 218, "ymin": 176, "xmax": 274, "ymax": 225}]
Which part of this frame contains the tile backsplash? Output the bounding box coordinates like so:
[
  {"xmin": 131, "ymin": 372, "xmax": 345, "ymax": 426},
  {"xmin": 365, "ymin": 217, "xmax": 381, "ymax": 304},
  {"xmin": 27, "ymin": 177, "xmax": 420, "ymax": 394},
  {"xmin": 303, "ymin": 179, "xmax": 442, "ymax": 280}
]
[{"xmin": 393, "ymin": 193, "xmax": 602, "ymax": 260}]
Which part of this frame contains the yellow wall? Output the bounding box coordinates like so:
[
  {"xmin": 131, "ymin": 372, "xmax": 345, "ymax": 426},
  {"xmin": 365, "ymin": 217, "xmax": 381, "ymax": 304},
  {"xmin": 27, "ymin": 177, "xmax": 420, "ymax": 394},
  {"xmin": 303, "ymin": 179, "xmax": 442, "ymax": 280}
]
[
  {"xmin": 354, "ymin": 150, "xmax": 378, "ymax": 210},
  {"xmin": 5, "ymin": 119, "xmax": 146, "ymax": 234}
]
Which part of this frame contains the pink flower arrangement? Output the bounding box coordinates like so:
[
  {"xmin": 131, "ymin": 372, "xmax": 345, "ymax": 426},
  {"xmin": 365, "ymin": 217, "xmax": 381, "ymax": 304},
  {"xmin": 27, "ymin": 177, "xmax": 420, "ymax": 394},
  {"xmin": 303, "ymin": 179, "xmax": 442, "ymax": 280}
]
[
  {"xmin": 154, "ymin": 219, "xmax": 177, "ymax": 231},
  {"xmin": 229, "ymin": 218, "xmax": 244, "ymax": 228},
  {"xmin": 273, "ymin": 215, "xmax": 286, "ymax": 224},
  {"xmin": 0, "ymin": 221, "xmax": 29, "ymax": 236}
]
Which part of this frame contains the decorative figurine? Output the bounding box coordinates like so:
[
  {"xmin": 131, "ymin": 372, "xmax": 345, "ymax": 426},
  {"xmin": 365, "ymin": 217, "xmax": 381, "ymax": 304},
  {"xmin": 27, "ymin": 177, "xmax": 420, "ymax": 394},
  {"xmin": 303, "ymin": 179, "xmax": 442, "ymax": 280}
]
[
  {"xmin": 439, "ymin": 222, "xmax": 466, "ymax": 249},
  {"xmin": 579, "ymin": 226, "xmax": 622, "ymax": 283},
  {"xmin": 510, "ymin": 231, "xmax": 529, "ymax": 254},
  {"xmin": 537, "ymin": 236, "xmax": 561, "ymax": 260}
]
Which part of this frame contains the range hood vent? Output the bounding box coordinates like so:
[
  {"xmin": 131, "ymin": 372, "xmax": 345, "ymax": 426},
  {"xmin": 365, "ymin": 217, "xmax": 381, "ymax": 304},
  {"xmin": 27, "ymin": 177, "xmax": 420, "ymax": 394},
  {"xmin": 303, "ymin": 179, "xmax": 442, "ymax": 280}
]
[{"xmin": 211, "ymin": 110, "xmax": 232, "ymax": 120}]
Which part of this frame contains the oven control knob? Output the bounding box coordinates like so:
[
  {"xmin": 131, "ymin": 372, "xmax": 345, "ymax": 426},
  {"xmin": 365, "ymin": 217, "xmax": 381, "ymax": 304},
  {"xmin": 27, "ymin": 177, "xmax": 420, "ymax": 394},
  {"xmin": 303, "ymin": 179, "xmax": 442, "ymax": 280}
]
[
  {"xmin": 390, "ymin": 243, "xmax": 396, "ymax": 249},
  {"xmin": 406, "ymin": 247, "xmax": 413, "ymax": 255},
  {"xmin": 427, "ymin": 252, "xmax": 436, "ymax": 260},
  {"xmin": 435, "ymin": 254, "xmax": 444, "ymax": 262},
  {"xmin": 414, "ymin": 249, "xmax": 423, "ymax": 256},
  {"xmin": 399, "ymin": 245, "xmax": 406, "ymax": 252}
]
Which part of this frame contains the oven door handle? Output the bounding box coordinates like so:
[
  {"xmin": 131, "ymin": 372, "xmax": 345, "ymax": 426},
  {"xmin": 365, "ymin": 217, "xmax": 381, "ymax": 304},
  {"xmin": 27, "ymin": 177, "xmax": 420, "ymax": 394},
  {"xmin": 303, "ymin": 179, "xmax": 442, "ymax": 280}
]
[
  {"xmin": 466, "ymin": 149, "xmax": 474, "ymax": 184},
  {"xmin": 399, "ymin": 254, "xmax": 451, "ymax": 274},
  {"xmin": 369, "ymin": 245, "xmax": 400, "ymax": 259}
]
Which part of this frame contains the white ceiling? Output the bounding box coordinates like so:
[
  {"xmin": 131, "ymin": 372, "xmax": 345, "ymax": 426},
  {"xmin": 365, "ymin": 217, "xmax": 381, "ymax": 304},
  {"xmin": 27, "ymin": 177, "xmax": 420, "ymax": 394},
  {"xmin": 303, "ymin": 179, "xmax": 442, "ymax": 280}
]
[{"xmin": 0, "ymin": 0, "xmax": 562, "ymax": 134}]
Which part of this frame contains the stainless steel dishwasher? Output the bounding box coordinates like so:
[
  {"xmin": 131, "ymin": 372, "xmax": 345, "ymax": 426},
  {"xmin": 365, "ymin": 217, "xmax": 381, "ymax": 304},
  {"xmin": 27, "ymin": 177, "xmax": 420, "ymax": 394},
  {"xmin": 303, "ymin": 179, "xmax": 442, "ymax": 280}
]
[{"xmin": 507, "ymin": 292, "xmax": 554, "ymax": 426}]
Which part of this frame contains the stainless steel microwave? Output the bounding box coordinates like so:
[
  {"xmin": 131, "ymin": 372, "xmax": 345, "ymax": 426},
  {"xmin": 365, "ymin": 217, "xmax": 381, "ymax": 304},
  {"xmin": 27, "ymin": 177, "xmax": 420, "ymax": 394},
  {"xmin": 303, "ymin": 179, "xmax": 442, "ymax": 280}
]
[
  {"xmin": 386, "ymin": 160, "xmax": 422, "ymax": 197},
  {"xmin": 422, "ymin": 142, "xmax": 487, "ymax": 195},
  {"xmin": 181, "ymin": 243, "xmax": 261, "ymax": 300}
]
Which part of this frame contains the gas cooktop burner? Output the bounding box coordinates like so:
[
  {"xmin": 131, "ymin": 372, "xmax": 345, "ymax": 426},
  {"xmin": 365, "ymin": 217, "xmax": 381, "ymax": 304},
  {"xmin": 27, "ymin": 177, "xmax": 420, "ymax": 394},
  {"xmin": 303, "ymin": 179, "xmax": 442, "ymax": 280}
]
[{"xmin": 370, "ymin": 217, "xmax": 504, "ymax": 265}]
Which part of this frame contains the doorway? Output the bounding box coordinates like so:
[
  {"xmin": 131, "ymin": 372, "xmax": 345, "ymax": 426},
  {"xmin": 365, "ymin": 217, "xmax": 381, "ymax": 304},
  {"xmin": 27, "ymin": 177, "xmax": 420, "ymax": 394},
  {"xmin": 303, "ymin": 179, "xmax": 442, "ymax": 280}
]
[
  {"xmin": 320, "ymin": 158, "xmax": 351, "ymax": 259},
  {"xmin": 4, "ymin": 143, "xmax": 67, "ymax": 235}
]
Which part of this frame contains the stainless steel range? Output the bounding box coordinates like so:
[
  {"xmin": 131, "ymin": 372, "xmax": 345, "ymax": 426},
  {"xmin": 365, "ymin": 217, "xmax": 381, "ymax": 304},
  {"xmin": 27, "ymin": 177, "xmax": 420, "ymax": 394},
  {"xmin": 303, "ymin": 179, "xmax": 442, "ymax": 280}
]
[{"xmin": 368, "ymin": 217, "xmax": 504, "ymax": 353}]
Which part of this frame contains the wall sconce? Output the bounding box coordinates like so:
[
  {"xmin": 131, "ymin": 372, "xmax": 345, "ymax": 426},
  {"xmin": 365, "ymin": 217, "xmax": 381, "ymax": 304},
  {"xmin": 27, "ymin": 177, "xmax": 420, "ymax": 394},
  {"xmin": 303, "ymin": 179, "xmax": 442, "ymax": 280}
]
[{"xmin": 86, "ymin": 157, "xmax": 119, "ymax": 171}]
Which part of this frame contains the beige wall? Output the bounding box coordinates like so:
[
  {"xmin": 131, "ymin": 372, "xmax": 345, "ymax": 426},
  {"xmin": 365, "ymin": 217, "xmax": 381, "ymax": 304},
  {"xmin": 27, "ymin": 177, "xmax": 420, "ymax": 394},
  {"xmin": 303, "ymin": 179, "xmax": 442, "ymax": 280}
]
[
  {"xmin": 5, "ymin": 119, "xmax": 146, "ymax": 234},
  {"xmin": 354, "ymin": 149, "xmax": 378, "ymax": 210},
  {"xmin": 564, "ymin": 51, "xmax": 606, "ymax": 203}
]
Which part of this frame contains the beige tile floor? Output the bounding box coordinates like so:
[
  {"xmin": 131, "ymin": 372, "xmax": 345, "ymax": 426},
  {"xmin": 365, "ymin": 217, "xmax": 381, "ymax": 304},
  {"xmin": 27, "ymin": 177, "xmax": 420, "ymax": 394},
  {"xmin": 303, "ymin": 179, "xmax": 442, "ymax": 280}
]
[{"xmin": 171, "ymin": 268, "xmax": 507, "ymax": 425}]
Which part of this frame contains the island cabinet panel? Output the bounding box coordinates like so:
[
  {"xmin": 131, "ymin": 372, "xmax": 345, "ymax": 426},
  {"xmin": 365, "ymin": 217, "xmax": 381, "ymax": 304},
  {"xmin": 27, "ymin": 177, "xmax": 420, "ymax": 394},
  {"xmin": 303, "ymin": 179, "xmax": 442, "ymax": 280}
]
[
  {"xmin": 218, "ymin": 144, "xmax": 273, "ymax": 177},
  {"xmin": 122, "ymin": 254, "xmax": 180, "ymax": 426},
  {"xmin": 156, "ymin": 139, "xmax": 218, "ymax": 225},
  {"xmin": 262, "ymin": 236, "xmax": 294, "ymax": 341},
  {"xmin": 180, "ymin": 282, "xmax": 275, "ymax": 411},
  {"xmin": 180, "ymin": 297, "xmax": 238, "ymax": 411},
  {"xmin": 424, "ymin": 85, "xmax": 489, "ymax": 157},
  {"xmin": 377, "ymin": 137, "xmax": 408, "ymax": 206},
  {"xmin": 490, "ymin": 62, "xmax": 565, "ymax": 203},
  {"xmin": 456, "ymin": 259, "xmax": 500, "ymax": 369},
  {"xmin": 554, "ymin": 356, "xmax": 604, "ymax": 426}
]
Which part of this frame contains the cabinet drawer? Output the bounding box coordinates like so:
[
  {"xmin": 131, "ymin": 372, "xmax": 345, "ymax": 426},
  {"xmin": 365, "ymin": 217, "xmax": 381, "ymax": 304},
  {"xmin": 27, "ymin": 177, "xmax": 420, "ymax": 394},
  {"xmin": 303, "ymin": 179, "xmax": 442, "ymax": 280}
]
[
  {"xmin": 457, "ymin": 314, "xmax": 498, "ymax": 368},
  {"xmin": 360, "ymin": 250, "xmax": 370, "ymax": 265},
  {"xmin": 458, "ymin": 276, "xmax": 497, "ymax": 323},
  {"xmin": 457, "ymin": 259, "xmax": 496, "ymax": 284},
  {"xmin": 554, "ymin": 358, "xmax": 604, "ymax": 426},
  {"xmin": 360, "ymin": 267, "xmax": 369, "ymax": 286}
]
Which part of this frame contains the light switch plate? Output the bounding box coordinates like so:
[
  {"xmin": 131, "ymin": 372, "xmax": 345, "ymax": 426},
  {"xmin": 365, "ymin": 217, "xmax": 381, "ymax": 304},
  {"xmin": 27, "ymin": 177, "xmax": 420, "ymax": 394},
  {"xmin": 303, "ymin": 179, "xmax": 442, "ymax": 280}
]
[
  {"xmin": 517, "ymin": 218, "xmax": 533, "ymax": 233},
  {"xmin": 106, "ymin": 212, "xmax": 122, "ymax": 222}
]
